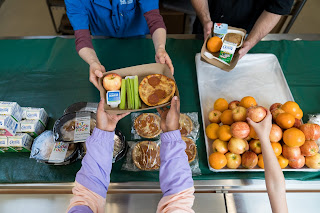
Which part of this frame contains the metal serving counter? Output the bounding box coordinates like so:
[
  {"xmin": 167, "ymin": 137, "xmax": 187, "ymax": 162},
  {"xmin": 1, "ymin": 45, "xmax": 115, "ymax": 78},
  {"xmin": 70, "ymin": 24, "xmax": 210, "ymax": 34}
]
[{"xmin": 0, "ymin": 34, "xmax": 320, "ymax": 212}]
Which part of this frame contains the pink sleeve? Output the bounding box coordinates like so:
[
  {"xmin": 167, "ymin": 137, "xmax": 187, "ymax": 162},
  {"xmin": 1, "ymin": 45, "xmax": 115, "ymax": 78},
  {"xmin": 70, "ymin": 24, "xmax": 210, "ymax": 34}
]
[
  {"xmin": 67, "ymin": 181, "xmax": 106, "ymax": 213},
  {"xmin": 156, "ymin": 187, "xmax": 195, "ymax": 213}
]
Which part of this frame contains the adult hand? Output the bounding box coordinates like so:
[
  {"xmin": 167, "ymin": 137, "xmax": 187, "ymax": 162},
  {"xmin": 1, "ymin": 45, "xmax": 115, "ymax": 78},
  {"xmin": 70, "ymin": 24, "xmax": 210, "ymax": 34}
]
[
  {"xmin": 89, "ymin": 62, "xmax": 106, "ymax": 89},
  {"xmin": 96, "ymin": 98, "xmax": 130, "ymax": 132},
  {"xmin": 238, "ymin": 40, "xmax": 254, "ymax": 60},
  {"xmin": 157, "ymin": 96, "xmax": 180, "ymax": 133},
  {"xmin": 155, "ymin": 47, "xmax": 174, "ymax": 74},
  {"xmin": 247, "ymin": 110, "xmax": 272, "ymax": 141},
  {"xmin": 203, "ymin": 20, "xmax": 213, "ymax": 41}
]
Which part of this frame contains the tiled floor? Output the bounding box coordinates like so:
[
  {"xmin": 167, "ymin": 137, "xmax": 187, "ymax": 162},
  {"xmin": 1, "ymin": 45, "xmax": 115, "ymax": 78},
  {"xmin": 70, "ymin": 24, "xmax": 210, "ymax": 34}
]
[{"xmin": 0, "ymin": 0, "xmax": 319, "ymax": 36}]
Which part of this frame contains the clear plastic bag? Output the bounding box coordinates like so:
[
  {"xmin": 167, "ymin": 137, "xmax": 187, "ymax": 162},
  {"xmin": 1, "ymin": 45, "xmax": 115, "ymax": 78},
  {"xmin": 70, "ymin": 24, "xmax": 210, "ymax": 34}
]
[
  {"xmin": 179, "ymin": 112, "xmax": 200, "ymax": 141},
  {"xmin": 182, "ymin": 136, "xmax": 201, "ymax": 176},
  {"xmin": 131, "ymin": 112, "xmax": 162, "ymax": 140}
]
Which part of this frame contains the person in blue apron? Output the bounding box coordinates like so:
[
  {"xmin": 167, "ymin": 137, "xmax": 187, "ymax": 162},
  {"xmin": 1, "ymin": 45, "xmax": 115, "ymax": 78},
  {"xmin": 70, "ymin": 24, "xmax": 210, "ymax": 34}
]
[
  {"xmin": 65, "ymin": 0, "xmax": 173, "ymax": 89},
  {"xmin": 191, "ymin": 0, "xmax": 294, "ymax": 59}
]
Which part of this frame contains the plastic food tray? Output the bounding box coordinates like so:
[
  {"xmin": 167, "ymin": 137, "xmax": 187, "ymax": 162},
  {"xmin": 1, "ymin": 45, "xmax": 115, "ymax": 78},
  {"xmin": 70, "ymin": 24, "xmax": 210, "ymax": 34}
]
[{"xmin": 195, "ymin": 53, "xmax": 319, "ymax": 172}]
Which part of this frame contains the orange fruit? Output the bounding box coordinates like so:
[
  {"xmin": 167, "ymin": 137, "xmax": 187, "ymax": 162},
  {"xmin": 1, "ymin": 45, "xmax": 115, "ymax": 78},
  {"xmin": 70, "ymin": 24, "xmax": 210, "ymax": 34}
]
[
  {"xmin": 295, "ymin": 108, "xmax": 303, "ymax": 120},
  {"xmin": 249, "ymin": 125, "xmax": 259, "ymax": 139},
  {"xmin": 281, "ymin": 101, "xmax": 300, "ymax": 117},
  {"xmin": 220, "ymin": 110, "xmax": 234, "ymax": 125},
  {"xmin": 214, "ymin": 98, "xmax": 228, "ymax": 112},
  {"xmin": 218, "ymin": 125, "xmax": 232, "ymax": 141},
  {"xmin": 271, "ymin": 142, "xmax": 282, "ymax": 156},
  {"xmin": 207, "ymin": 36, "xmax": 223, "ymax": 53},
  {"xmin": 209, "ymin": 152, "xmax": 227, "ymax": 170},
  {"xmin": 276, "ymin": 113, "xmax": 295, "ymax": 129},
  {"xmin": 240, "ymin": 96, "xmax": 257, "ymax": 108},
  {"xmin": 277, "ymin": 155, "xmax": 289, "ymax": 169},
  {"xmin": 205, "ymin": 123, "xmax": 220, "ymax": 140},
  {"xmin": 257, "ymin": 154, "xmax": 264, "ymax": 169},
  {"xmin": 283, "ymin": 127, "xmax": 306, "ymax": 147}
]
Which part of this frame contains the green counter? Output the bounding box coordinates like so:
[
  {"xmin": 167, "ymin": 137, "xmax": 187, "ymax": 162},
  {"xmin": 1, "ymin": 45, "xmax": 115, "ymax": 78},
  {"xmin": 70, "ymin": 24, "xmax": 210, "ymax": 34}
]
[{"xmin": 0, "ymin": 38, "xmax": 320, "ymax": 183}]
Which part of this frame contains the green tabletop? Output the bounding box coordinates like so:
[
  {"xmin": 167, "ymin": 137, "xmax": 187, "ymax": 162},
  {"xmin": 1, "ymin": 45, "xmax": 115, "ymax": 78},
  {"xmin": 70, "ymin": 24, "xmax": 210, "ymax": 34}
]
[{"xmin": 0, "ymin": 38, "xmax": 320, "ymax": 183}]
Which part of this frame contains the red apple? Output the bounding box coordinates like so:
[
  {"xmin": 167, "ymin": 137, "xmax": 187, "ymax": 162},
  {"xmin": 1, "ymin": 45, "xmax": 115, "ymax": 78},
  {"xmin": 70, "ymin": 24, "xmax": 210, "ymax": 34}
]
[
  {"xmin": 225, "ymin": 152, "xmax": 241, "ymax": 169},
  {"xmin": 231, "ymin": 122, "xmax": 250, "ymax": 139},
  {"xmin": 208, "ymin": 110, "xmax": 222, "ymax": 123},
  {"xmin": 242, "ymin": 151, "xmax": 258, "ymax": 169},
  {"xmin": 300, "ymin": 140, "xmax": 319, "ymax": 156},
  {"xmin": 269, "ymin": 124, "xmax": 283, "ymax": 143},
  {"xmin": 305, "ymin": 153, "xmax": 320, "ymax": 169},
  {"xmin": 282, "ymin": 144, "xmax": 301, "ymax": 161},
  {"xmin": 294, "ymin": 119, "xmax": 302, "ymax": 128},
  {"xmin": 288, "ymin": 155, "xmax": 305, "ymax": 169},
  {"xmin": 228, "ymin": 137, "xmax": 249, "ymax": 155},
  {"xmin": 300, "ymin": 124, "xmax": 320, "ymax": 140},
  {"xmin": 271, "ymin": 108, "xmax": 285, "ymax": 120},
  {"xmin": 212, "ymin": 139, "xmax": 228, "ymax": 154},
  {"xmin": 270, "ymin": 103, "xmax": 282, "ymax": 112},
  {"xmin": 247, "ymin": 106, "xmax": 267, "ymax": 123},
  {"xmin": 229, "ymin": 100, "xmax": 240, "ymax": 110},
  {"xmin": 249, "ymin": 139, "xmax": 262, "ymax": 154},
  {"xmin": 232, "ymin": 106, "xmax": 247, "ymax": 122},
  {"xmin": 103, "ymin": 73, "xmax": 122, "ymax": 91}
]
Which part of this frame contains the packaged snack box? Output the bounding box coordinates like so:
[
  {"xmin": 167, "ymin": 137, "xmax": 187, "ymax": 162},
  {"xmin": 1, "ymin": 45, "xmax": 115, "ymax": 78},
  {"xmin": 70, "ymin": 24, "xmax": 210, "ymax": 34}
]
[
  {"xmin": 18, "ymin": 120, "xmax": 45, "ymax": 138},
  {"xmin": 22, "ymin": 107, "xmax": 48, "ymax": 127},
  {"xmin": 0, "ymin": 101, "xmax": 23, "ymax": 122},
  {"xmin": 0, "ymin": 115, "xmax": 19, "ymax": 136},
  {"xmin": 7, "ymin": 133, "xmax": 34, "ymax": 152}
]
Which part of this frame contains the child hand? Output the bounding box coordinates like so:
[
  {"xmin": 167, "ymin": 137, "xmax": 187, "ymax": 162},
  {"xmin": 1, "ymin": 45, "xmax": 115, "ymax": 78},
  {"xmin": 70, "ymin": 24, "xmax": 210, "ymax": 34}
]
[
  {"xmin": 157, "ymin": 96, "xmax": 180, "ymax": 132},
  {"xmin": 247, "ymin": 110, "xmax": 272, "ymax": 141}
]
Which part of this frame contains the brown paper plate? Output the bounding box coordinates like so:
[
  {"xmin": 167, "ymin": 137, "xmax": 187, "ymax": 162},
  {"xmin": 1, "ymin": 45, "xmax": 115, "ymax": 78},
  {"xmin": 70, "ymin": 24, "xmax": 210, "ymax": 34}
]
[
  {"xmin": 200, "ymin": 26, "xmax": 247, "ymax": 72},
  {"xmin": 99, "ymin": 63, "xmax": 179, "ymax": 114}
]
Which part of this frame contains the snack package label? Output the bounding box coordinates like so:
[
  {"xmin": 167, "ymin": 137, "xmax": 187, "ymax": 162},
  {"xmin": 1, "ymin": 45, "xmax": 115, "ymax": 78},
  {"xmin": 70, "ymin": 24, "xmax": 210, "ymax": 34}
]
[
  {"xmin": 7, "ymin": 133, "xmax": 33, "ymax": 152},
  {"xmin": 48, "ymin": 142, "xmax": 69, "ymax": 163},
  {"xmin": 218, "ymin": 41, "xmax": 237, "ymax": 64},
  {"xmin": 213, "ymin": 23, "xmax": 228, "ymax": 39},
  {"xmin": 19, "ymin": 120, "xmax": 45, "ymax": 138},
  {"xmin": 0, "ymin": 115, "xmax": 18, "ymax": 136},
  {"xmin": 0, "ymin": 101, "xmax": 23, "ymax": 122},
  {"xmin": 23, "ymin": 107, "xmax": 48, "ymax": 127},
  {"xmin": 74, "ymin": 115, "xmax": 91, "ymax": 142},
  {"xmin": 0, "ymin": 136, "xmax": 7, "ymax": 147}
]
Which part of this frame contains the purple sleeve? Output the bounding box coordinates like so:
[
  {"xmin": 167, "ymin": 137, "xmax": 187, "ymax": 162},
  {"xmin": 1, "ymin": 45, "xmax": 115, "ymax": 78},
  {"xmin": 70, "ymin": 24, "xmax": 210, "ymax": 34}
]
[
  {"xmin": 75, "ymin": 127, "xmax": 115, "ymax": 198},
  {"xmin": 69, "ymin": 205, "xmax": 93, "ymax": 213},
  {"xmin": 74, "ymin": 29, "xmax": 94, "ymax": 52},
  {"xmin": 159, "ymin": 130, "xmax": 194, "ymax": 197}
]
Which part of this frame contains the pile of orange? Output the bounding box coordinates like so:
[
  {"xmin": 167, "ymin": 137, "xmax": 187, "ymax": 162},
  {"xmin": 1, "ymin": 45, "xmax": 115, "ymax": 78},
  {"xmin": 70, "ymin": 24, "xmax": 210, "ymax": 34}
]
[{"xmin": 206, "ymin": 96, "xmax": 315, "ymax": 170}]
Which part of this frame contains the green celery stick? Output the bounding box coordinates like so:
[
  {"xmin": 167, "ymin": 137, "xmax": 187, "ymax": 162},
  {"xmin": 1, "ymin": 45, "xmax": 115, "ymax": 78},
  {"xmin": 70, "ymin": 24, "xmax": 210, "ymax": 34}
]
[
  {"xmin": 133, "ymin": 76, "xmax": 141, "ymax": 109},
  {"xmin": 130, "ymin": 78, "xmax": 135, "ymax": 109},
  {"xmin": 119, "ymin": 79, "xmax": 126, "ymax": 110},
  {"xmin": 126, "ymin": 79, "xmax": 132, "ymax": 109}
]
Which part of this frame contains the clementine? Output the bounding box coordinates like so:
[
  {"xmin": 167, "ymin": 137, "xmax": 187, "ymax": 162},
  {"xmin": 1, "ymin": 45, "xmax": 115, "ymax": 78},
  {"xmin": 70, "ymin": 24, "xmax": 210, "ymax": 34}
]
[
  {"xmin": 277, "ymin": 155, "xmax": 289, "ymax": 169},
  {"xmin": 283, "ymin": 127, "xmax": 306, "ymax": 147},
  {"xmin": 218, "ymin": 125, "xmax": 232, "ymax": 141},
  {"xmin": 207, "ymin": 36, "xmax": 223, "ymax": 53},
  {"xmin": 276, "ymin": 113, "xmax": 295, "ymax": 129},
  {"xmin": 240, "ymin": 96, "xmax": 257, "ymax": 108},
  {"xmin": 205, "ymin": 123, "xmax": 220, "ymax": 140},
  {"xmin": 249, "ymin": 125, "xmax": 259, "ymax": 139},
  {"xmin": 209, "ymin": 152, "xmax": 227, "ymax": 170},
  {"xmin": 281, "ymin": 101, "xmax": 300, "ymax": 116},
  {"xmin": 214, "ymin": 98, "xmax": 228, "ymax": 112},
  {"xmin": 271, "ymin": 142, "xmax": 282, "ymax": 156},
  {"xmin": 295, "ymin": 108, "xmax": 303, "ymax": 120},
  {"xmin": 220, "ymin": 109, "xmax": 234, "ymax": 125},
  {"xmin": 257, "ymin": 154, "xmax": 264, "ymax": 169}
]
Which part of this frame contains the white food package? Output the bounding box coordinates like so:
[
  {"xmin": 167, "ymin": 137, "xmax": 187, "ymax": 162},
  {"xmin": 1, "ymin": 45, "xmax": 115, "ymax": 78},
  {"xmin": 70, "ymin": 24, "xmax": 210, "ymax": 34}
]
[
  {"xmin": 0, "ymin": 115, "xmax": 19, "ymax": 136},
  {"xmin": 0, "ymin": 101, "xmax": 23, "ymax": 122},
  {"xmin": 7, "ymin": 133, "xmax": 34, "ymax": 151},
  {"xmin": 22, "ymin": 107, "xmax": 48, "ymax": 127},
  {"xmin": 17, "ymin": 120, "xmax": 45, "ymax": 138}
]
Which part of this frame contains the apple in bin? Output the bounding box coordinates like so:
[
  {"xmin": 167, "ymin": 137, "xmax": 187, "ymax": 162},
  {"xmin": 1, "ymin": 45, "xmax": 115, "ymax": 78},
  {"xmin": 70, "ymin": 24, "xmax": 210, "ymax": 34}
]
[
  {"xmin": 300, "ymin": 140, "xmax": 319, "ymax": 156},
  {"xmin": 269, "ymin": 124, "xmax": 283, "ymax": 143},
  {"xmin": 228, "ymin": 137, "xmax": 249, "ymax": 155},
  {"xmin": 270, "ymin": 103, "xmax": 282, "ymax": 112},
  {"xmin": 305, "ymin": 153, "xmax": 320, "ymax": 169},
  {"xmin": 231, "ymin": 122, "xmax": 250, "ymax": 139},
  {"xmin": 271, "ymin": 108, "xmax": 285, "ymax": 120},
  {"xmin": 212, "ymin": 139, "xmax": 228, "ymax": 154},
  {"xmin": 103, "ymin": 73, "xmax": 122, "ymax": 91},
  {"xmin": 288, "ymin": 155, "xmax": 305, "ymax": 169},
  {"xmin": 249, "ymin": 139, "xmax": 262, "ymax": 154},
  {"xmin": 299, "ymin": 123, "xmax": 320, "ymax": 141},
  {"xmin": 208, "ymin": 110, "xmax": 222, "ymax": 123},
  {"xmin": 232, "ymin": 106, "xmax": 247, "ymax": 122},
  {"xmin": 282, "ymin": 144, "xmax": 301, "ymax": 161},
  {"xmin": 225, "ymin": 152, "xmax": 241, "ymax": 169},
  {"xmin": 294, "ymin": 118, "xmax": 302, "ymax": 128},
  {"xmin": 242, "ymin": 151, "xmax": 258, "ymax": 169},
  {"xmin": 247, "ymin": 106, "xmax": 267, "ymax": 123},
  {"xmin": 229, "ymin": 100, "xmax": 240, "ymax": 110}
]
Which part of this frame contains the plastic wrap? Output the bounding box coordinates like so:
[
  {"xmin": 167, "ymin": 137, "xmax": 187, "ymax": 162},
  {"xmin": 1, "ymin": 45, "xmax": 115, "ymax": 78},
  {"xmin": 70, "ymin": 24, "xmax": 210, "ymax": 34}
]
[
  {"xmin": 181, "ymin": 136, "xmax": 201, "ymax": 176},
  {"xmin": 308, "ymin": 114, "xmax": 320, "ymax": 146},
  {"xmin": 179, "ymin": 112, "xmax": 200, "ymax": 141},
  {"xmin": 53, "ymin": 112, "xmax": 96, "ymax": 143},
  {"xmin": 30, "ymin": 130, "xmax": 79, "ymax": 165},
  {"xmin": 131, "ymin": 112, "xmax": 162, "ymax": 140},
  {"xmin": 64, "ymin": 102, "xmax": 98, "ymax": 115}
]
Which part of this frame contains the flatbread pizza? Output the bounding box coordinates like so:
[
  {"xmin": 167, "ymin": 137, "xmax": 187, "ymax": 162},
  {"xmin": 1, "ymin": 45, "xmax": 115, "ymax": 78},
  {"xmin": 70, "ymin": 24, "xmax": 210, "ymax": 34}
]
[
  {"xmin": 179, "ymin": 113, "xmax": 193, "ymax": 136},
  {"xmin": 134, "ymin": 113, "xmax": 161, "ymax": 138},
  {"xmin": 182, "ymin": 137, "xmax": 197, "ymax": 163},
  {"xmin": 132, "ymin": 141, "xmax": 160, "ymax": 171}
]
